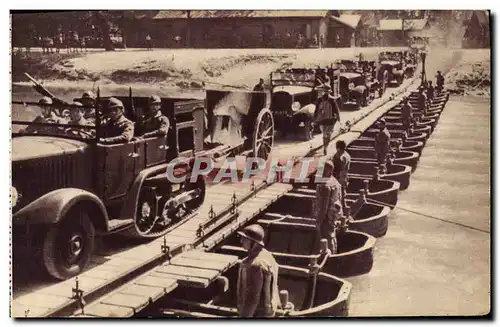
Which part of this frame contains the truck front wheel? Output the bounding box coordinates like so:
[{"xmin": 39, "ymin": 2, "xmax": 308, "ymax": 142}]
[{"xmin": 42, "ymin": 208, "xmax": 95, "ymax": 280}]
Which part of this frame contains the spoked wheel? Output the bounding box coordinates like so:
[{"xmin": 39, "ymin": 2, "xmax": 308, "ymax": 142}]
[
  {"xmin": 252, "ymin": 108, "xmax": 274, "ymax": 161},
  {"xmin": 42, "ymin": 209, "xmax": 95, "ymax": 280}
]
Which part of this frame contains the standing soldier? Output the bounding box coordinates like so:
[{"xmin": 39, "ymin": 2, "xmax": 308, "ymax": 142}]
[
  {"xmin": 427, "ymin": 80, "xmax": 435, "ymax": 101},
  {"xmin": 401, "ymin": 96, "xmax": 414, "ymax": 134},
  {"xmin": 314, "ymin": 86, "xmax": 341, "ymax": 155},
  {"xmin": 332, "ymin": 140, "xmax": 351, "ymax": 207},
  {"xmin": 417, "ymin": 86, "xmax": 428, "ymax": 114},
  {"xmin": 436, "ymin": 71, "xmax": 445, "ymax": 93},
  {"xmin": 236, "ymin": 224, "xmax": 281, "ymax": 318},
  {"xmin": 98, "ymin": 97, "xmax": 134, "ymax": 144},
  {"xmin": 146, "ymin": 34, "xmax": 152, "ymax": 50},
  {"xmin": 135, "ymin": 95, "xmax": 170, "ymax": 138},
  {"xmin": 313, "ymin": 160, "xmax": 343, "ymax": 253},
  {"xmin": 374, "ymin": 118, "xmax": 391, "ymax": 167}
]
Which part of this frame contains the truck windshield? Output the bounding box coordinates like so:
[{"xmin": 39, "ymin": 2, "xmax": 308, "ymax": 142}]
[{"xmin": 12, "ymin": 103, "xmax": 97, "ymax": 141}]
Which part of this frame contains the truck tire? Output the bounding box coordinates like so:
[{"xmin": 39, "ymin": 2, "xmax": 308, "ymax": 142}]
[{"xmin": 42, "ymin": 208, "xmax": 95, "ymax": 280}]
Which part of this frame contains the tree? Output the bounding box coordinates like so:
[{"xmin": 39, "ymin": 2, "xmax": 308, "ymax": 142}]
[{"xmin": 91, "ymin": 10, "xmax": 125, "ymax": 51}]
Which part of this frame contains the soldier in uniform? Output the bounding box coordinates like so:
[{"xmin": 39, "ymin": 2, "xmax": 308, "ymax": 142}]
[
  {"xmin": 236, "ymin": 224, "xmax": 281, "ymax": 318},
  {"xmin": 417, "ymin": 86, "xmax": 428, "ymax": 114},
  {"xmin": 314, "ymin": 86, "xmax": 341, "ymax": 155},
  {"xmin": 64, "ymin": 102, "xmax": 95, "ymax": 138},
  {"xmin": 24, "ymin": 97, "xmax": 64, "ymax": 134},
  {"xmin": 427, "ymin": 80, "xmax": 435, "ymax": 101},
  {"xmin": 401, "ymin": 96, "xmax": 414, "ymax": 133},
  {"xmin": 313, "ymin": 160, "xmax": 343, "ymax": 253},
  {"xmin": 332, "ymin": 140, "xmax": 351, "ymax": 207},
  {"xmin": 436, "ymin": 71, "xmax": 445, "ymax": 93},
  {"xmin": 98, "ymin": 97, "xmax": 134, "ymax": 144},
  {"xmin": 374, "ymin": 118, "xmax": 391, "ymax": 166},
  {"xmin": 253, "ymin": 78, "xmax": 265, "ymax": 92},
  {"xmin": 80, "ymin": 91, "xmax": 97, "ymax": 122},
  {"xmin": 135, "ymin": 95, "xmax": 170, "ymax": 138}
]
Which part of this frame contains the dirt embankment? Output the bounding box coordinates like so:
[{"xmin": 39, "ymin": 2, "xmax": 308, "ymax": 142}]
[{"xmin": 444, "ymin": 49, "xmax": 490, "ymax": 97}]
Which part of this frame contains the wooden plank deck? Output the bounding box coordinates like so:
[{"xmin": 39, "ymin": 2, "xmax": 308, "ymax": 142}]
[{"xmin": 12, "ymin": 182, "xmax": 291, "ymax": 318}]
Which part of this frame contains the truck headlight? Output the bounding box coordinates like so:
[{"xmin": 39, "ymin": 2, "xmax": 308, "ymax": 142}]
[
  {"xmin": 291, "ymin": 101, "xmax": 301, "ymax": 111},
  {"xmin": 348, "ymin": 83, "xmax": 355, "ymax": 90},
  {"xmin": 11, "ymin": 187, "xmax": 18, "ymax": 207}
]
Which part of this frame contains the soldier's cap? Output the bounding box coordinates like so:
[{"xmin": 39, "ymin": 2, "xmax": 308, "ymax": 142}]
[
  {"xmin": 108, "ymin": 97, "xmax": 124, "ymax": 110},
  {"xmin": 437, "ymin": 71, "xmax": 441, "ymax": 74},
  {"xmin": 70, "ymin": 101, "xmax": 83, "ymax": 109},
  {"xmin": 39, "ymin": 96, "xmax": 53, "ymax": 106},
  {"xmin": 82, "ymin": 91, "xmax": 96, "ymax": 100},
  {"xmin": 237, "ymin": 224, "xmax": 265, "ymax": 247},
  {"xmin": 149, "ymin": 95, "xmax": 161, "ymax": 104}
]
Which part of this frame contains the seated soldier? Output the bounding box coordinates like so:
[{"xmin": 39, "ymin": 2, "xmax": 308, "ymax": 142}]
[
  {"xmin": 98, "ymin": 97, "xmax": 134, "ymax": 145},
  {"xmin": 135, "ymin": 95, "xmax": 170, "ymax": 138},
  {"xmin": 64, "ymin": 102, "xmax": 95, "ymax": 139},
  {"xmin": 24, "ymin": 97, "xmax": 65, "ymax": 134},
  {"xmin": 80, "ymin": 91, "xmax": 97, "ymax": 122}
]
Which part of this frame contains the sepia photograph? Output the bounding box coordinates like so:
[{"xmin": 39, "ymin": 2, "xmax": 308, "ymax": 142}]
[{"xmin": 8, "ymin": 8, "xmax": 491, "ymax": 319}]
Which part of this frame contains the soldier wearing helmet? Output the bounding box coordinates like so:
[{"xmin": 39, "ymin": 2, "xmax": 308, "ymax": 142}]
[
  {"xmin": 24, "ymin": 97, "xmax": 65, "ymax": 134},
  {"xmin": 314, "ymin": 86, "xmax": 341, "ymax": 155},
  {"xmin": 236, "ymin": 224, "xmax": 281, "ymax": 318},
  {"xmin": 418, "ymin": 86, "xmax": 428, "ymax": 114},
  {"xmin": 98, "ymin": 97, "xmax": 134, "ymax": 144},
  {"xmin": 374, "ymin": 118, "xmax": 391, "ymax": 166},
  {"xmin": 313, "ymin": 159, "xmax": 342, "ymax": 253},
  {"xmin": 64, "ymin": 102, "xmax": 95, "ymax": 138},
  {"xmin": 135, "ymin": 95, "xmax": 170, "ymax": 139},
  {"xmin": 401, "ymin": 96, "xmax": 414, "ymax": 133},
  {"xmin": 435, "ymin": 71, "xmax": 444, "ymax": 92},
  {"xmin": 427, "ymin": 80, "xmax": 435, "ymax": 100},
  {"xmin": 81, "ymin": 91, "xmax": 96, "ymax": 122}
]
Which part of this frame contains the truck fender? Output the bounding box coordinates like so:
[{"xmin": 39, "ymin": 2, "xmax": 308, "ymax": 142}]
[
  {"xmin": 353, "ymin": 85, "xmax": 366, "ymax": 95},
  {"xmin": 12, "ymin": 188, "xmax": 109, "ymax": 232}
]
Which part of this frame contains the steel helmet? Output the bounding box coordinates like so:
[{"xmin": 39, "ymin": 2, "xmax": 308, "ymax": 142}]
[
  {"xmin": 149, "ymin": 95, "xmax": 161, "ymax": 104},
  {"xmin": 237, "ymin": 224, "xmax": 265, "ymax": 247},
  {"xmin": 108, "ymin": 97, "xmax": 124, "ymax": 110},
  {"xmin": 70, "ymin": 101, "xmax": 83, "ymax": 109},
  {"xmin": 82, "ymin": 91, "xmax": 96, "ymax": 100},
  {"xmin": 39, "ymin": 96, "xmax": 53, "ymax": 106}
]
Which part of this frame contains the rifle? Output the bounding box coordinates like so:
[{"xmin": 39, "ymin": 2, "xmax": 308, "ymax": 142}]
[{"xmin": 24, "ymin": 73, "xmax": 70, "ymax": 107}]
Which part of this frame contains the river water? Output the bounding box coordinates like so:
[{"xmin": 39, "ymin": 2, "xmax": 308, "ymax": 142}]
[{"xmin": 346, "ymin": 96, "xmax": 491, "ymax": 316}]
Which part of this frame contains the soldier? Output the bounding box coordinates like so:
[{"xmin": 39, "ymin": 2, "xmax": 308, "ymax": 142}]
[
  {"xmin": 98, "ymin": 97, "xmax": 134, "ymax": 144},
  {"xmin": 436, "ymin": 71, "xmax": 445, "ymax": 93},
  {"xmin": 236, "ymin": 224, "xmax": 281, "ymax": 318},
  {"xmin": 374, "ymin": 118, "xmax": 391, "ymax": 166},
  {"xmin": 332, "ymin": 140, "xmax": 351, "ymax": 207},
  {"xmin": 253, "ymin": 78, "xmax": 265, "ymax": 92},
  {"xmin": 64, "ymin": 102, "xmax": 95, "ymax": 138},
  {"xmin": 80, "ymin": 91, "xmax": 97, "ymax": 122},
  {"xmin": 401, "ymin": 96, "xmax": 414, "ymax": 133},
  {"xmin": 418, "ymin": 86, "xmax": 428, "ymax": 114},
  {"xmin": 135, "ymin": 95, "xmax": 170, "ymax": 138},
  {"xmin": 314, "ymin": 86, "xmax": 341, "ymax": 155},
  {"xmin": 313, "ymin": 160, "xmax": 343, "ymax": 253},
  {"xmin": 24, "ymin": 97, "xmax": 64, "ymax": 134},
  {"xmin": 427, "ymin": 80, "xmax": 435, "ymax": 101}
]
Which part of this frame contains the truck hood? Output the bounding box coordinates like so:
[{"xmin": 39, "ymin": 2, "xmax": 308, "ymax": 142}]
[{"xmin": 12, "ymin": 136, "xmax": 88, "ymax": 162}]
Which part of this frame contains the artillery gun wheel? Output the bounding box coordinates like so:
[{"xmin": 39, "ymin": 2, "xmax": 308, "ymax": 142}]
[
  {"xmin": 252, "ymin": 108, "xmax": 274, "ymax": 161},
  {"xmin": 42, "ymin": 208, "xmax": 95, "ymax": 280}
]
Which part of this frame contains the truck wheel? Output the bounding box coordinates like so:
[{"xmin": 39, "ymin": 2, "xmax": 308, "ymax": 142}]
[
  {"xmin": 355, "ymin": 96, "xmax": 362, "ymax": 110},
  {"xmin": 42, "ymin": 209, "xmax": 95, "ymax": 280},
  {"xmin": 302, "ymin": 120, "xmax": 314, "ymax": 141}
]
